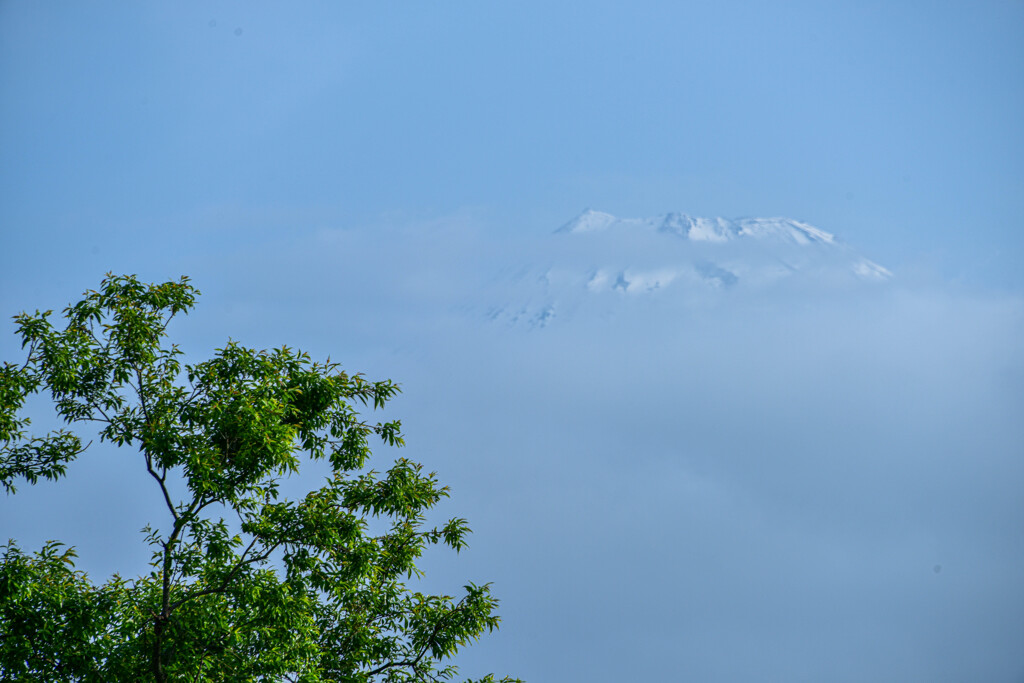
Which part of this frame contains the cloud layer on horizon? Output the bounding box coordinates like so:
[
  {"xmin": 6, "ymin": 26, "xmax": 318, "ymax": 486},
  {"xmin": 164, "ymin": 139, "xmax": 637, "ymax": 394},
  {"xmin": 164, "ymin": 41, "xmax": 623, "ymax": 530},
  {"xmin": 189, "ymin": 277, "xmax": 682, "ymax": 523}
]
[{"xmin": 2, "ymin": 215, "xmax": 1022, "ymax": 681}]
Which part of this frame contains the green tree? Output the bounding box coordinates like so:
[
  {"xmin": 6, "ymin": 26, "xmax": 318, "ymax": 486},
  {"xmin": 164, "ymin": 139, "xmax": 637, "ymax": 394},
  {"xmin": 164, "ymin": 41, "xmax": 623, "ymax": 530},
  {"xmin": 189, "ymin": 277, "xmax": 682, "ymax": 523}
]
[{"xmin": 0, "ymin": 274, "xmax": 519, "ymax": 683}]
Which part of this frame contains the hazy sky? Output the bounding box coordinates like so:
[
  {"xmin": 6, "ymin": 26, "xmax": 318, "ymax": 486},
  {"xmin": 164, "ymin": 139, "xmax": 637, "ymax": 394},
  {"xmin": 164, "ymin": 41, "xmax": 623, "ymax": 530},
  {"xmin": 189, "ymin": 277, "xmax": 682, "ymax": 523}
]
[{"xmin": 2, "ymin": 3, "xmax": 1023, "ymax": 681}]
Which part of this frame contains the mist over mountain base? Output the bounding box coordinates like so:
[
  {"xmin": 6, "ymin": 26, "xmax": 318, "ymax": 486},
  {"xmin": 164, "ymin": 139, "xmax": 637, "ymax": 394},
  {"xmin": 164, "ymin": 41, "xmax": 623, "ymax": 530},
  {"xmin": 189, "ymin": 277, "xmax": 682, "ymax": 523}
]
[{"xmin": 2, "ymin": 211, "xmax": 1021, "ymax": 682}]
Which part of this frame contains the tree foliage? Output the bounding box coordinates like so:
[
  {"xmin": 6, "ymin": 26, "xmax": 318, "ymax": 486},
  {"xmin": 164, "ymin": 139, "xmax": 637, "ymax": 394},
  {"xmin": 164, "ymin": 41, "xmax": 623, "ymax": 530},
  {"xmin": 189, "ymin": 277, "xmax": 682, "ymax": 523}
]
[{"xmin": 0, "ymin": 274, "xmax": 519, "ymax": 683}]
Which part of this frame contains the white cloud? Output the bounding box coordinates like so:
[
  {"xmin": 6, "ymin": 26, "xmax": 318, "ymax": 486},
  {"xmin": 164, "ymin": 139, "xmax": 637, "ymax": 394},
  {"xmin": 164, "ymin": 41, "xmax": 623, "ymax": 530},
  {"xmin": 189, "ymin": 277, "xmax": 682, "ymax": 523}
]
[{"xmin": 4, "ymin": 211, "xmax": 1022, "ymax": 682}]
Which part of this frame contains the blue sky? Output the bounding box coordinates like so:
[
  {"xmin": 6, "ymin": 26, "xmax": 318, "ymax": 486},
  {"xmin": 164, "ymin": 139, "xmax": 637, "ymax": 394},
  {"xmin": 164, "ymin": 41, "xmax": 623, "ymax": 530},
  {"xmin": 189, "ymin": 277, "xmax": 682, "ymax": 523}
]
[
  {"xmin": 3, "ymin": 1, "xmax": 1023, "ymax": 287},
  {"xmin": 2, "ymin": 2, "xmax": 1023, "ymax": 681}
]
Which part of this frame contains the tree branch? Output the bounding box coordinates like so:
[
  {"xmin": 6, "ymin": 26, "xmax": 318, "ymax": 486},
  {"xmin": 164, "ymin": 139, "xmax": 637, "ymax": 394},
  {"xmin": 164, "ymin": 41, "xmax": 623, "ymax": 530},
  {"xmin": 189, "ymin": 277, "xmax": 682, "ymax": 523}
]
[
  {"xmin": 364, "ymin": 598, "xmax": 468, "ymax": 678},
  {"xmin": 146, "ymin": 454, "xmax": 179, "ymax": 523},
  {"xmin": 166, "ymin": 521, "xmax": 289, "ymax": 615}
]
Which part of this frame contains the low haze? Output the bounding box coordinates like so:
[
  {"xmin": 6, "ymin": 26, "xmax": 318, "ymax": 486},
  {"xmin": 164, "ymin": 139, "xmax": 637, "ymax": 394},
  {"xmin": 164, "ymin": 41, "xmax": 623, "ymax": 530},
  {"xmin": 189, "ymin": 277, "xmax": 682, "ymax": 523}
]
[{"xmin": 2, "ymin": 3, "xmax": 1022, "ymax": 681}]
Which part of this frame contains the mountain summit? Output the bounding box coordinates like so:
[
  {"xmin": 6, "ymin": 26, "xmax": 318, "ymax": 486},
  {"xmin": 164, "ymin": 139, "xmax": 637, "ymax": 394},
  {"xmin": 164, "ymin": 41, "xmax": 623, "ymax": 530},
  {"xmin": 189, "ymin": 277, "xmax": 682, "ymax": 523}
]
[
  {"xmin": 558, "ymin": 208, "xmax": 838, "ymax": 246},
  {"xmin": 483, "ymin": 210, "xmax": 891, "ymax": 327}
]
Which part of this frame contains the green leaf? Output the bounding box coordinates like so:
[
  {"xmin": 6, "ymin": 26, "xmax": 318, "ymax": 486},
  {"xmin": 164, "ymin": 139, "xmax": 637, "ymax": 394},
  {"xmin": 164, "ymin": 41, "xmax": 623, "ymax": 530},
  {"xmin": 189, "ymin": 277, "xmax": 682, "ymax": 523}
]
[{"xmin": 0, "ymin": 274, "xmax": 519, "ymax": 683}]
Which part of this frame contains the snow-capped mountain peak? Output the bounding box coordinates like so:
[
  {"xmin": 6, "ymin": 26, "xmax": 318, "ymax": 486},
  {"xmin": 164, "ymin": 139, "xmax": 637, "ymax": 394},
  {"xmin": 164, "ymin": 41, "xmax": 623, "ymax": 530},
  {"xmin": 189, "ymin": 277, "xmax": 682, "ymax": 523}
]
[
  {"xmin": 558, "ymin": 209, "xmax": 837, "ymax": 246},
  {"xmin": 483, "ymin": 210, "xmax": 891, "ymax": 327}
]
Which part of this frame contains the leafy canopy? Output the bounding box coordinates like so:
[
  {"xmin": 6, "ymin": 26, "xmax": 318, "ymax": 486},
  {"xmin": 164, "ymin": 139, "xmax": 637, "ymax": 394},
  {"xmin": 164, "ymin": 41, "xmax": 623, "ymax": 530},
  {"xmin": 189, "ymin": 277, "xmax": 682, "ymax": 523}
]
[{"xmin": 0, "ymin": 274, "xmax": 519, "ymax": 683}]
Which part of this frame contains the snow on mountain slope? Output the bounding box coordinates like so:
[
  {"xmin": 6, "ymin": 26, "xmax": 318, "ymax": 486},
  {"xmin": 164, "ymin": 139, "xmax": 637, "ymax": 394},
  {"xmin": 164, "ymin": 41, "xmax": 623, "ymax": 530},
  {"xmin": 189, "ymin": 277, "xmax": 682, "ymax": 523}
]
[
  {"xmin": 559, "ymin": 208, "xmax": 838, "ymax": 245},
  {"xmin": 485, "ymin": 209, "xmax": 891, "ymax": 327}
]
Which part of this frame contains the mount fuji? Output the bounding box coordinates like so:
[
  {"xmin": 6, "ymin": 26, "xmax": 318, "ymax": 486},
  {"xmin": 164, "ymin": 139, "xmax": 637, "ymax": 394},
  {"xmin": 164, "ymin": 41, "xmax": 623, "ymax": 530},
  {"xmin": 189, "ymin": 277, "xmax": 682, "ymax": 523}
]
[{"xmin": 481, "ymin": 209, "xmax": 892, "ymax": 327}]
